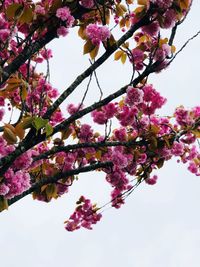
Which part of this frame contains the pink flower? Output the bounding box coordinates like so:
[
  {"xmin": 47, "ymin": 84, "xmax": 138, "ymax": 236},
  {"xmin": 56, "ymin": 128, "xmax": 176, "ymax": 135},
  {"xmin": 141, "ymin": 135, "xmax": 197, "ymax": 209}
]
[
  {"xmin": 125, "ymin": 86, "xmax": 144, "ymax": 106},
  {"xmin": 0, "ymin": 108, "xmax": 4, "ymax": 120},
  {"xmin": 0, "ymin": 29, "xmax": 10, "ymax": 42},
  {"xmin": 118, "ymin": 105, "xmax": 138, "ymax": 126},
  {"xmin": 188, "ymin": 162, "xmax": 198, "ymax": 174},
  {"xmin": 151, "ymin": 0, "xmax": 173, "ymax": 9},
  {"xmin": 4, "ymin": 169, "xmax": 31, "ymax": 199},
  {"xmin": 186, "ymin": 146, "xmax": 198, "ymax": 160},
  {"xmin": 50, "ymin": 110, "xmax": 64, "ymax": 125},
  {"xmin": 0, "ymin": 184, "xmax": 9, "ymax": 196},
  {"xmin": 79, "ymin": 0, "xmax": 94, "ymax": 8},
  {"xmin": 57, "ymin": 26, "xmax": 69, "ymax": 37},
  {"xmin": 112, "ymin": 148, "xmax": 129, "ymax": 168},
  {"xmin": 86, "ymin": 24, "xmax": 110, "ymax": 46},
  {"xmin": 141, "ymin": 84, "xmax": 166, "ymax": 115},
  {"xmin": 67, "ymin": 103, "xmax": 82, "ymax": 115},
  {"xmin": 79, "ymin": 124, "xmax": 93, "ymax": 141},
  {"xmin": 137, "ymin": 153, "xmax": 147, "ymax": 164},
  {"xmin": 35, "ymin": 5, "xmax": 45, "ymax": 15},
  {"xmin": 91, "ymin": 110, "xmax": 107, "ymax": 124},
  {"xmin": 47, "ymin": 88, "xmax": 59, "ymax": 98},
  {"xmin": 131, "ymin": 48, "xmax": 144, "ymax": 63},
  {"xmin": 154, "ymin": 44, "xmax": 171, "ymax": 61},
  {"xmin": 193, "ymin": 106, "xmax": 200, "ymax": 117},
  {"xmin": 41, "ymin": 48, "xmax": 53, "ymax": 60},
  {"xmin": 0, "ymin": 96, "xmax": 5, "ymax": 106},
  {"xmin": 145, "ymin": 175, "xmax": 158, "ymax": 185},
  {"xmin": 56, "ymin": 7, "xmax": 71, "ymax": 21},
  {"xmin": 102, "ymin": 103, "xmax": 117, "ymax": 119},
  {"xmin": 65, "ymin": 196, "xmax": 102, "ymax": 231},
  {"xmin": 171, "ymin": 142, "xmax": 185, "ymax": 156},
  {"xmin": 161, "ymin": 9, "xmax": 177, "ymax": 29},
  {"xmin": 114, "ymin": 128, "xmax": 127, "ymax": 141},
  {"xmin": 0, "ymin": 14, "xmax": 7, "ymax": 28},
  {"xmin": 13, "ymin": 150, "xmax": 33, "ymax": 170},
  {"xmin": 142, "ymin": 21, "xmax": 160, "ymax": 37},
  {"xmin": 174, "ymin": 106, "xmax": 192, "ymax": 126}
]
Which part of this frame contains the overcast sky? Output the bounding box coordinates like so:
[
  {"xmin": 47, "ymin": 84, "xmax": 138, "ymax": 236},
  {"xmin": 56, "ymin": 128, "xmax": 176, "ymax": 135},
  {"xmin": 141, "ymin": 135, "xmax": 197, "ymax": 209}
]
[{"xmin": 0, "ymin": 2, "xmax": 200, "ymax": 267}]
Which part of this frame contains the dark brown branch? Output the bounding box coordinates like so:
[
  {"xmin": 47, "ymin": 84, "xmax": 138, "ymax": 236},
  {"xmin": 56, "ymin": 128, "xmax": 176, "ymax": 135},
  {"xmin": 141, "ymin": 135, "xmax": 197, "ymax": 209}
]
[
  {"xmin": 7, "ymin": 161, "xmax": 113, "ymax": 207},
  {"xmin": 33, "ymin": 140, "xmax": 145, "ymax": 162},
  {"xmin": 0, "ymin": 61, "xmax": 158, "ymax": 176},
  {"xmin": 43, "ymin": 12, "xmax": 151, "ymax": 119},
  {"xmin": 0, "ymin": 4, "xmax": 100, "ymax": 86},
  {"xmin": 168, "ymin": 23, "xmax": 178, "ymax": 46},
  {"xmin": 168, "ymin": 29, "xmax": 200, "ymax": 66},
  {"xmin": 52, "ymin": 61, "xmax": 159, "ymax": 134},
  {"xmin": 0, "ymin": 28, "xmax": 58, "ymax": 86}
]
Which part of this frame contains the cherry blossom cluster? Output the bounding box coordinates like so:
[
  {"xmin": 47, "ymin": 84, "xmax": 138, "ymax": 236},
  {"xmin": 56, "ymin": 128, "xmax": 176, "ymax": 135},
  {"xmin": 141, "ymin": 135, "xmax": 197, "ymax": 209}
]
[
  {"xmin": 27, "ymin": 85, "xmax": 199, "ymax": 215},
  {"xmin": 151, "ymin": 0, "xmax": 173, "ymax": 9},
  {"xmin": 12, "ymin": 80, "xmax": 197, "ymax": 216},
  {"xmin": 56, "ymin": 7, "xmax": 75, "ymax": 37},
  {"xmin": 64, "ymin": 196, "xmax": 102, "ymax": 231},
  {"xmin": 85, "ymin": 24, "xmax": 111, "ymax": 46},
  {"xmin": 0, "ymin": 136, "xmax": 34, "ymax": 199},
  {"xmin": 0, "ymin": 13, "xmax": 10, "ymax": 43},
  {"xmin": 0, "ymin": 0, "xmax": 196, "ymax": 232},
  {"xmin": 79, "ymin": 0, "xmax": 94, "ymax": 9},
  {"xmin": 26, "ymin": 77, "xmax": 59, "ymax": 116}
]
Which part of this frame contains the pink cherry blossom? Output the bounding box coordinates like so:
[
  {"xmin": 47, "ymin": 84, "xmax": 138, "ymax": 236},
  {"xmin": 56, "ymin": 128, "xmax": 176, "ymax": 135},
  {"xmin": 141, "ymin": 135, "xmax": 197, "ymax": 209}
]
[{"xmin": 86, "ymin": 24, "xmax": 111, "ymax": 46}]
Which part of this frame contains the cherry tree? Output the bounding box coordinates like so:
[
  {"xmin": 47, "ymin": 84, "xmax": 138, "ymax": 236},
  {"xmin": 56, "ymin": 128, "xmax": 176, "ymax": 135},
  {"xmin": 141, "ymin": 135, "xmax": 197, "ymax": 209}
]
[{"xmin": 0, "ymin": 0, "xmax": 199, "ymax": 231}]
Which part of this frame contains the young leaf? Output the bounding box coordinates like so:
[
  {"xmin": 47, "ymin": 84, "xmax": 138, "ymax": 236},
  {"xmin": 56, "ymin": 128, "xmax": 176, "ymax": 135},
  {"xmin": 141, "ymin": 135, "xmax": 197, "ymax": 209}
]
[
  {"xmin": 90, "ymin": 45, "xmax": 99, "ymax": 60},
  {"xmin": 20, "ymin": 117, "xmax": 33, "ymax": 129},
  {"xmin": 121, "ymin": 52, "xmax": 127, "ymax": 64},
  {"xmin": 6, "ymin": 3, "xmax": 23, "ymax": 19},
  {"xmin": 78, "ymin": 26, "xmax": 86, "ymax": 39},
  {"xmin": 61, "ymin": 127, "xmax": 72, "ymax": 140},
  {"xmin": 83, "ymin": 40, "xmax": 96, "ymax": 55},
  {"xmin": 0, "ymin": 197, "xmax": 8, "ymax": 212},
  {"xmin": 46, "ymin": 184, "xmax": 58, "ymax": 201},
  {"xmin": 49, "ymin": 0, "xmax": 62, "ymax": 13},
  {"xmin": 95, "ymin": 150, "xmax": 102, "ymax": 160},
  {"xmin": 32, "ymin": 117, "xmax": 48, "ymax": 131},
  {"xmin": 21, "ymin": 84, "xmax": 27, "ymax": 101},
  {"xmin": 3, "ymin": 126, "xmax": 17, "ymax": 144},
  {"xmin": 15, "ymin": 124, "xmax": 25, "ymax": 140},
  {"xmin": 137, "ymin": 0, "xmax": 147, "ymax": 5},
  {"xmin": 45, "ymin": 123, "xmax": 53, "ymax": 137},
  {"xmin": 19, "ymin": 7, "xmax": 33, "ymax": 24},
  {"xmin": 114, "ymin": 50, "xmax": 123, "ymax": 61}
]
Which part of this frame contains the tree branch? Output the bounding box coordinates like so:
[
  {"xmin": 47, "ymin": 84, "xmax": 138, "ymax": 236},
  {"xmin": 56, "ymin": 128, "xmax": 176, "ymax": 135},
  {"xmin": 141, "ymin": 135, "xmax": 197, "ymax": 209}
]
[
  {"xmin": 0, "ymin": 61, "xmax": 158, "ymax": 176},
  {"xmin": 52, "ymin": 61, "xmax": 159, "ymax": 133},
  {"xmin": 0, "ymin": 4, "xmax": 103, "ymax": 86},
  {"xmin": 0, "ymin": 27, "xmax": 58, "ymax": 86},
  {"xmin": 43, "ymin": 12, "xmax": 151, "ymax": 119},
  {"xmin": 7, "ymin": 161, "xmax": 113, "ymax": 207},
  {"xmin": 33, "ymin": 140, "xmax": 145, "ymax": 162}
]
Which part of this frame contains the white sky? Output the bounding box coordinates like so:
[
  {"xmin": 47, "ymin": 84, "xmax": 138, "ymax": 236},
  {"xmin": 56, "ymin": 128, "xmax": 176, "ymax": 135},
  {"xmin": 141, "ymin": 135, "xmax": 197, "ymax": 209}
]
[{"xmin": 0, "ymin": 2, "xmax": 200, "ymax": 267}]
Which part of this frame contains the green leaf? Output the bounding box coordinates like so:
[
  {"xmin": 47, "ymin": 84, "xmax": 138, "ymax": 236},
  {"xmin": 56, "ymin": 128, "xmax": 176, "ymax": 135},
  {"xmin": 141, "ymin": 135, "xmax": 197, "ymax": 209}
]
[
  {"xmin": 45, "ymin": 123, "xmax": 53, "ymax": 137},
  {"xmin": 32, "ymin": 117, "xmax": 48, "ymax": 131}
]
